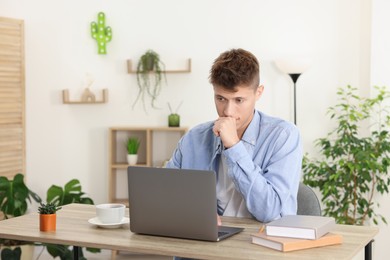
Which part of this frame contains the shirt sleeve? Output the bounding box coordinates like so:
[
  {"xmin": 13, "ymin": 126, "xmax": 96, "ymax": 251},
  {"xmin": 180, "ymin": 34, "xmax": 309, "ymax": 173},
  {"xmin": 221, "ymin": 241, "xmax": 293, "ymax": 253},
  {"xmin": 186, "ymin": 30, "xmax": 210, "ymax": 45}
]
[
  {"xmin": 166, "ymin": 142, "xmax": 182, "ymax": 169},
  {"xmin": 222, "ymin": 126, "xmax": 302, "ymax": 222}
]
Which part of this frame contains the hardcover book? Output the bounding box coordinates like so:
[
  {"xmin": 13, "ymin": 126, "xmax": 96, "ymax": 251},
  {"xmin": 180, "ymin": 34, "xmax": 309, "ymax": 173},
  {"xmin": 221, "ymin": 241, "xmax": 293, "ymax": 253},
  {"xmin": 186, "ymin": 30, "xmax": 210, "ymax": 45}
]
[
  {"xmin": 251, "ymin": 232, "xmax": 343, "ymax": 252},
  {"xmin": 265, "ymin": 215, "xmax": 336, "ymax": 240}
]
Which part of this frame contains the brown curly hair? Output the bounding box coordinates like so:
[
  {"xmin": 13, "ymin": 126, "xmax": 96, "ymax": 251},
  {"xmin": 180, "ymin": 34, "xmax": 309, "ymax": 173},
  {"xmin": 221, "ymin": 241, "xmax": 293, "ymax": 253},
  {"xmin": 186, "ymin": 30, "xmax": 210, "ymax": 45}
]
[{"xmin": 209, "ymin": 48, "xmax": 260, "ymax": 91}]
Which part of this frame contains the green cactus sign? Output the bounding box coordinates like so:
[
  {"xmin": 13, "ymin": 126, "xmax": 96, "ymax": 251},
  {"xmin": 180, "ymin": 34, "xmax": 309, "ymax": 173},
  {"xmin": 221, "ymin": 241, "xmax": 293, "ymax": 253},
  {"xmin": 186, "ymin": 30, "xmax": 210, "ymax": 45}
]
[{"xmin": 90, "ymin": 12, "xmax": 112, "ymax": 54}]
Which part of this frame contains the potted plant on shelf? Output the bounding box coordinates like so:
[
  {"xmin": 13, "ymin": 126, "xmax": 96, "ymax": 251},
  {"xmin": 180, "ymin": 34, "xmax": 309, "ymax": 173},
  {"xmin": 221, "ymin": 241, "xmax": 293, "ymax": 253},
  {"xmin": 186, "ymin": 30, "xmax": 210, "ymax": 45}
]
[
  {"xmin": 38, "ymin": 202, "xmax": 61, "ymax": 232},
  {"xmin": 303, "ymin": 85, "xmax": 390, "ymax": 226},
  {"xmin": 168, "ymin": 101, "xmax": 183, "ymax": 127},
  {"xmin": 132, "ymin": 49, "xmax": 166, "ymax": 111},
  {"xmin": 126, "ymin": 137, "xmax": 140, "ymax": 165}
]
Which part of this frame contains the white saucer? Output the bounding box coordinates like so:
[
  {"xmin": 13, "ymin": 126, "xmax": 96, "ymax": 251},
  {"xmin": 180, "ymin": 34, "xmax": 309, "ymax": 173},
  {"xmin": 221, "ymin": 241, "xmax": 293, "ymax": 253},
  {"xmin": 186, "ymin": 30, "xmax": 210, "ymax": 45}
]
[{"xmin": 88, "ymin": 217, "xmax": 130, "ymax": 229}]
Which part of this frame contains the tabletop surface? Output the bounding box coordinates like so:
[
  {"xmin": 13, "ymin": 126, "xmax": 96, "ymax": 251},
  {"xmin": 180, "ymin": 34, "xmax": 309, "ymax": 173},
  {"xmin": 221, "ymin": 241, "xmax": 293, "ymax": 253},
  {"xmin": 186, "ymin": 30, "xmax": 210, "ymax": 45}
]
[{"xmin": 0, "ymin": 203, "xmax": 379, "ymax": 260}]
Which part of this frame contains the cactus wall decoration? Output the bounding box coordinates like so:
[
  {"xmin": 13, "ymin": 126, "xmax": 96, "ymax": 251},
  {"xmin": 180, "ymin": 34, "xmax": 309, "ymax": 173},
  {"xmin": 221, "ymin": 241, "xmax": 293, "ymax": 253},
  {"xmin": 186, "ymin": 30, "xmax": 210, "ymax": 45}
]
[{"xmin": 90, "ymin": 12, "xmax": 112, "ymax": 54}]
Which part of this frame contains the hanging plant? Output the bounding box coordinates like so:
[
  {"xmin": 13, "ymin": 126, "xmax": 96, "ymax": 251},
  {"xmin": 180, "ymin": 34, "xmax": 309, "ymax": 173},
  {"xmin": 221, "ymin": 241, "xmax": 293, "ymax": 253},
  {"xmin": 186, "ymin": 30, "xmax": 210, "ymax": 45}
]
[{"xmin": 132, "ymin": 49, "xmax": 166, "ymax": 111}]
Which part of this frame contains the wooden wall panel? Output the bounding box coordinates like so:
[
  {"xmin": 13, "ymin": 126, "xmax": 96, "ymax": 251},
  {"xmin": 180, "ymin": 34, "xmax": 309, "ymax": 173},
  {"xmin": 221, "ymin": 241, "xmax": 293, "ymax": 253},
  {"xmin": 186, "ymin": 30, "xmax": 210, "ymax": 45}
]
[{"xmin": 0, "ymin": 17, "xmax": 25, "ymax": 179}]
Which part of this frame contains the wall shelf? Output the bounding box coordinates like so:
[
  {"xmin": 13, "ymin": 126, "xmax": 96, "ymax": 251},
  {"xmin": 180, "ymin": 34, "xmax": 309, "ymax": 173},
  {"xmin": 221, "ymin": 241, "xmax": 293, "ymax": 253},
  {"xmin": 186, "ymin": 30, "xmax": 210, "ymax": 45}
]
[
  {"xmin": 62, "ymin": 88, "xmax": 108, "ymax": 104},
  {"xmin": 127, "ymin": 58, "xmax": 191, "ymax": 74}
]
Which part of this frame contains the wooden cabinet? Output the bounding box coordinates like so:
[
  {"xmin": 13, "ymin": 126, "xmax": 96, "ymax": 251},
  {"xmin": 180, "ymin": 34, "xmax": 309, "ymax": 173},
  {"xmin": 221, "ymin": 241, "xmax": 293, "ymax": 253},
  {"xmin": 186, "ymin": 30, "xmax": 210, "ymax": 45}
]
[{"xmin": 108, "ymin": 127, "xmax": 187, "ymax": 203}]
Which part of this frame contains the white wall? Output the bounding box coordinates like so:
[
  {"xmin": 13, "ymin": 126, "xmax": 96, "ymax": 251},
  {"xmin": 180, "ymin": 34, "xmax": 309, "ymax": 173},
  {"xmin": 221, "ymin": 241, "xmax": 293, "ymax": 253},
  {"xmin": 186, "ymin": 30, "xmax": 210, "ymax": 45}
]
[
  {"xmin": 0, "ymin": 0, "xmax": 384, "ymax": 258},
  {"xmin": 370, "ymin": 0, "xmax": 390, "ymax": 258}
]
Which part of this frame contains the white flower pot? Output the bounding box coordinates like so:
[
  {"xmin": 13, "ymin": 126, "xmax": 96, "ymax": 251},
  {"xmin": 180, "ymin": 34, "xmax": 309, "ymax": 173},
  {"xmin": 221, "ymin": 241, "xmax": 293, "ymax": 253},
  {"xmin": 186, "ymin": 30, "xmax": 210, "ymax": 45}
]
[{"xmin": 127, "ymin": 154, "xmax": 138, "ymax": 165}]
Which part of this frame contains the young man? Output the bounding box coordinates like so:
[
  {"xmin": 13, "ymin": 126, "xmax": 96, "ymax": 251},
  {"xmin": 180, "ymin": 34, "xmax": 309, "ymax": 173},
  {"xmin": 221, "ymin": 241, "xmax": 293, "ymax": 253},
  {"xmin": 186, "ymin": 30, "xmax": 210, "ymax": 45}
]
[{"xmin": 166, "ymin": 48, "xmax": 302, "ymax": 223}]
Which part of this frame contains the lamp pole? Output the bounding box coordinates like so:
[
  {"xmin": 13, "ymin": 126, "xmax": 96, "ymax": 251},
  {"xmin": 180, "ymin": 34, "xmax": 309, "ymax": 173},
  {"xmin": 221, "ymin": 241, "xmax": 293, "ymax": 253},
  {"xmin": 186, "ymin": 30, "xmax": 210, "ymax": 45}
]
[
  {"xmin": 274, "ymin": 58, "xmax": 310, "ymax": 125},
  {"xmin": 288, "ymin": 73, "xmax": 301, "ymax": 125}
]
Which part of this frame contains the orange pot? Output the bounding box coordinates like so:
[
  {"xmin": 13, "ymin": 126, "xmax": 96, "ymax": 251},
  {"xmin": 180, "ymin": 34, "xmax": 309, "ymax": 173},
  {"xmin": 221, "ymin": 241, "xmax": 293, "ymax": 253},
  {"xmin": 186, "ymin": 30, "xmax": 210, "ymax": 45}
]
[{"xmin": 40, "ymin": 214, "xmax": 56, "ymax": 232}]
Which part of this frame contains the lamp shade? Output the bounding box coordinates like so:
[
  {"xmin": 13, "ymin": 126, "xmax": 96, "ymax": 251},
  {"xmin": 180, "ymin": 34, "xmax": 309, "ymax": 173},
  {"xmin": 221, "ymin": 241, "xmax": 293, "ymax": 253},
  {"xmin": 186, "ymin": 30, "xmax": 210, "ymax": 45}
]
[{"xmin": 274, "ymin": 58, "xmax": 311, "ymax": 74}]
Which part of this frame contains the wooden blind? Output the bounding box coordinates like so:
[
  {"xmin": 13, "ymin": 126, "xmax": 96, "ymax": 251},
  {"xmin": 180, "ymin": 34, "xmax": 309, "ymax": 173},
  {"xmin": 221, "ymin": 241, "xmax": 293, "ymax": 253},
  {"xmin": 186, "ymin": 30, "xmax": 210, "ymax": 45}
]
[{"xmin": 0, "ymin": 17, "xmax": 25, "ymax": 179}]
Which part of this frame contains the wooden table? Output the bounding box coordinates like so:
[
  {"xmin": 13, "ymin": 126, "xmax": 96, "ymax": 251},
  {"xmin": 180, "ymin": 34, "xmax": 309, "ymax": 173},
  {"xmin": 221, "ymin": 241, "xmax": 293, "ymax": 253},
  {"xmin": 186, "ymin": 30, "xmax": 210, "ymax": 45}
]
[{"xmin": 0, "ymin": 204, "xmax": 378, "ymax": 260}]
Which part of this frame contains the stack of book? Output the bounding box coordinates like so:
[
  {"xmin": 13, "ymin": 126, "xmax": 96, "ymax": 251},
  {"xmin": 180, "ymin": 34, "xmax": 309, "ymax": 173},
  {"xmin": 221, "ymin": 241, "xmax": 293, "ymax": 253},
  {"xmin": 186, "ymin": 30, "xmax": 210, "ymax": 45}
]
[{"xmin": 251, "ymin": 215, "xmax": 343, "ymax": 252}]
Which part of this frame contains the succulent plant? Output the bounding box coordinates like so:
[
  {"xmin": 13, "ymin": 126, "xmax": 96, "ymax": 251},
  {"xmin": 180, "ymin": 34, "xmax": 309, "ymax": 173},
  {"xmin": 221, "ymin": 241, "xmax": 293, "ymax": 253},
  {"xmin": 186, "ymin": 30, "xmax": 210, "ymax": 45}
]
[{"xmin": 37, "ymin": 202, "xmax": 62, "ymax": 215}]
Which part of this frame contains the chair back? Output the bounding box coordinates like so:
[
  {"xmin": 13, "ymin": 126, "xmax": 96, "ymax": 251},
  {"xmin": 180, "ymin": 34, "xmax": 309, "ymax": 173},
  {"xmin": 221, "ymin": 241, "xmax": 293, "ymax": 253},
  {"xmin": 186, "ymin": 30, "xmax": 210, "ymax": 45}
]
[{"xmin": 297, "ymin": 182, "xmax": 321, "ymax": 216}]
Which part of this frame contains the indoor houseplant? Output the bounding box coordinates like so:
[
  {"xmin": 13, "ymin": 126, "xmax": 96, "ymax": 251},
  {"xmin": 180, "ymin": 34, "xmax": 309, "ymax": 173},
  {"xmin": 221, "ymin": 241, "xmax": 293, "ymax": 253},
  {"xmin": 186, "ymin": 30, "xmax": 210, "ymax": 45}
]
[
  {"xmin": 0, "ymin": 173, "xmax": 41, "ymax": 260},
  {"xmin": 303, "ymin": 85, "xmax": 390, "ymax": 225},
  {"xmin": 0, "ymin": 173, "xmax": 41, "ymax": 219},
  {"xmin": 38, "ymin": 202, "xmax": 62, "ymax": 232},
  {"xmin": 168, "ymin": 101, "xmax": 182, "ymax": 127},
  {"xmin": 132, "ymin": 49, "xmax": 166, "ymax": 111},
  {"xmin": 0, "ymin": 175, "xmax": 99, "ymax": 260},
  {"xmin": 126, "ymin": 137, "xmax": 140, "ymax": 165},
  {"xmin": 36, "ymin": 179, "xmax": 99, "ymax": 259}
]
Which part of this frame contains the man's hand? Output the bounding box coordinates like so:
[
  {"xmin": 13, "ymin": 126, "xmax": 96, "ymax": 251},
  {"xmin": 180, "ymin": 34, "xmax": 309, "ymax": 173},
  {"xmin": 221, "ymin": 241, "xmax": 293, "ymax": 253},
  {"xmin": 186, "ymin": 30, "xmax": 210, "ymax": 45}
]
[
  {"xmin": 217, "ymin": 214, "xmax": 222, "ymax": 226},
  {"xmin": 213, "ymin": 117, "xmax": 239, "ymax": 149}
]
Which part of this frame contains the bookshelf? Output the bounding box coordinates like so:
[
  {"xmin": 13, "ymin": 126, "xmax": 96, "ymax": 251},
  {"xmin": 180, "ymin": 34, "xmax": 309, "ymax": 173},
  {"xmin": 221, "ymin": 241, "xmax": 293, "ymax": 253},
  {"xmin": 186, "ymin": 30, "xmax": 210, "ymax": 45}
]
[{"xmin": 108, "ymin": 126, "xmax": 187, "ymax": 204}]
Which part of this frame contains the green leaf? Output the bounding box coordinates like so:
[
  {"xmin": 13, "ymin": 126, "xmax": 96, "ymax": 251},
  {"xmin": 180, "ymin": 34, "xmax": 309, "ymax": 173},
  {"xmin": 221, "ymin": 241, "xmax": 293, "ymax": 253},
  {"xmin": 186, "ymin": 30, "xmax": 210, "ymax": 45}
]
[
  {"xmin": 0, "ymin": 174, "xmax": 41, "ymax": 217},
  {"xmin": 46, "ymin": 179, "xmax": 93, "ymax": 207},
  {"xmin": 46, "ymin": 185, "xmax": 64, "ymax": 206},
  {"xmin": 1, "ymin": 247, "xmax": 21, "ymax": 260}
]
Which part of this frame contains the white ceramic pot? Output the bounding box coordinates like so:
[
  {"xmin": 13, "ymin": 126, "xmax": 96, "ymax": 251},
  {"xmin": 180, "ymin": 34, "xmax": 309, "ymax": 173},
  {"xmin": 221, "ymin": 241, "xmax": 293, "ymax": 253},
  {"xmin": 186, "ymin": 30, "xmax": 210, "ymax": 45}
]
[{"xmin": 127, "ymin": 154, "xmax": 138, "ymax": 165}]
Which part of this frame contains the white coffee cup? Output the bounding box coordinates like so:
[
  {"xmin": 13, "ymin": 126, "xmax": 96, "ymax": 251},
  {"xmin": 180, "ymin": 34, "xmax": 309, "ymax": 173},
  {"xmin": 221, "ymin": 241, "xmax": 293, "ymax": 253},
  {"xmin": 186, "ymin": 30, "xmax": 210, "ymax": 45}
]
[{"xmin": 96, "ymin": 203, "xmax": 125, "ymax": 224}]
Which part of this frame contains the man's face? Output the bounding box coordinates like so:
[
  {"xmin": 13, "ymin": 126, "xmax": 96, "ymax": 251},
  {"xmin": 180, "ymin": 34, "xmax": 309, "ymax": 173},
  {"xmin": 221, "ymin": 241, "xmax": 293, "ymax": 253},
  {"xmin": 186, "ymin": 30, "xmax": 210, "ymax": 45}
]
[{"xmin": 213, "ymin": 84, "xmax": 263, "ymax": 136}]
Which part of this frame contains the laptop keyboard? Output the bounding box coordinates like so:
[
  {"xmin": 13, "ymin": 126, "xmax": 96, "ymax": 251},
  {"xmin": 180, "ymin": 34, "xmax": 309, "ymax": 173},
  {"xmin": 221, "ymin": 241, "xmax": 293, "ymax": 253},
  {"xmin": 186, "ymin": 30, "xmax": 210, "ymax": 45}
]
[{"xmin": 218, "ymin": 231, "xmax": 229, "ymax": 237}]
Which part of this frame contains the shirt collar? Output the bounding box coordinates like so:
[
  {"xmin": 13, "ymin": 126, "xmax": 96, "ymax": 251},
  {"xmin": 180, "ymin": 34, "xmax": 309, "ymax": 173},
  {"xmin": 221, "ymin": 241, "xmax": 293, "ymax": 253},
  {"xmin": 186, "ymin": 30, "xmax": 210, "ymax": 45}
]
[
  {"xmin": 241, "ymin": 110, "xmax": 260, "ymax": 147},
  {"xmin": 213, "ymin": 110, "xmax": 260, "ymax": 152}
]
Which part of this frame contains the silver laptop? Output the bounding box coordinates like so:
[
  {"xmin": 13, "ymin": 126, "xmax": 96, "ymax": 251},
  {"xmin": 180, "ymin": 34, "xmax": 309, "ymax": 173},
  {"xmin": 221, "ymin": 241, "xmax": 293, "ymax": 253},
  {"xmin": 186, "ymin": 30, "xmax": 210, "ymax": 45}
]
[{"xmin": 127, "ymin": 166, "xmax": 244, "ymax": 242}]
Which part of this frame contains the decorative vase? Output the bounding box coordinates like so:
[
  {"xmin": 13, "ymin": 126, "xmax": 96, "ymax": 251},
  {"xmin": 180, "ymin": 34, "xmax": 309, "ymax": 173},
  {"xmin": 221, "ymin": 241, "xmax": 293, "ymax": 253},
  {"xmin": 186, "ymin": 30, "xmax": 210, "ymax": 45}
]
[
  {"xmin": 40, "ymin": 214, "xmax": 56, "ymax": 232},
  {"xmin": 168, "ymin": 113, "xmax": 180, "ymax": 127},
  {"xmin": 127, "ymin": 154, "xmax": 138, "ymax": 165}
]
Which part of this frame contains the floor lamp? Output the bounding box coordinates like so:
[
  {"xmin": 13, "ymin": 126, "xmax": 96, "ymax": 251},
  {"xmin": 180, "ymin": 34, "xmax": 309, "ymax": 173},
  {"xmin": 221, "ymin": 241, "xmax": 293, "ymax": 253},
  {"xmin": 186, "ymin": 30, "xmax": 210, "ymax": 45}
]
[{"xmin": 275, "ymin": 59, "xmax": 310, "ymax": 125}]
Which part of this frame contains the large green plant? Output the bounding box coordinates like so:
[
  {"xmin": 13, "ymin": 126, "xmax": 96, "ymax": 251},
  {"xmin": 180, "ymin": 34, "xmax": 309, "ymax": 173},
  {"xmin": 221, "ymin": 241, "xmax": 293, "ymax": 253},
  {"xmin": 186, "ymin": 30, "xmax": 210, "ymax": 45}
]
[
  {"xmin": 45, "ymin": 179, "xmax": 94, "ymax": 206},
  {"xmin": 132, "ymin": 49, "xmax": 166, "ymax": 111},
  {"xmin": 303, "ymin": 85, "xmax": 390, "ymax": 225},
  {"xmin": 0, "ymin": 174, "xmax": 41, "ymax": 219},
  {"xmin": 0, "ymin": 174, "xmax": 41, "ymax": 259}
]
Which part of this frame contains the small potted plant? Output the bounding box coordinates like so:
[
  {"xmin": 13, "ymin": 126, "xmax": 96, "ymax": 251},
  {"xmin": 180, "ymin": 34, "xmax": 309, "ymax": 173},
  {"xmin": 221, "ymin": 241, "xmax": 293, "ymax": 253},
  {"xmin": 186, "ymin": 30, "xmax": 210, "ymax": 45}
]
[
  {"xmin": 38, "ymin": 202, "xmax": 62, "ymax": 232},
  {"xmin": 168, "ymin": 101, "xmax": 183, "ymax": 127},
  {"xmin": 42, "ymin": 179, "xmax": 98, "ymax": 258},
  {"xmin": 132, "ymin": 49, "xmax": 166, "ymax": 111},
  {"xmin": 126, "ymin": 137, "xmax": 140, "ymax": 165}
]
